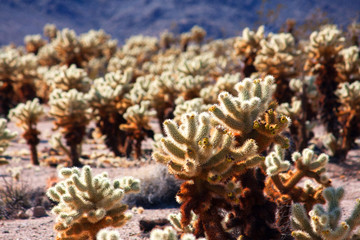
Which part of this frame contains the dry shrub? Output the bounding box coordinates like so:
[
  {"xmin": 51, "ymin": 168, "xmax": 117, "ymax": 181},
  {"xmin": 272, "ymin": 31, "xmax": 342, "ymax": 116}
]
[
  {"xmin": 123, "ymin": 164, "xmax": 181, "ymax": 208},
  {"xmin": 0, "ymin": 177, "xmax": 49, "ymax": 219}
]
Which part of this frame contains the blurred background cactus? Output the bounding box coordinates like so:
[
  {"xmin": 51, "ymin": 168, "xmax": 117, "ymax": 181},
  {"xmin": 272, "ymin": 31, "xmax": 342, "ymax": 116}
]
[
  {"xmin": 87, "ymin": 70, "xmax": 133, "ymax": 157},
  {"xmin": 48, "ymin": 89, "xmax": 91, "ymax": 166},
  {"xmin": 8, "ymin": 98, "xmax": 44, "ymax": 165},
  {"xmin": 120, "ymin": 101, "xmax": 155, "ymax": 159},
  {"xmin": 0, "ymin": 118, "xmax": 17, "ymax": 161}
]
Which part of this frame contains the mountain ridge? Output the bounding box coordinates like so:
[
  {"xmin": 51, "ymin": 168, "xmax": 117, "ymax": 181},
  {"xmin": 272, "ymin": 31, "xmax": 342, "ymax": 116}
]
[{"xmin": 0, "ymin": 0, "xmax": 359, "ymax": 46}]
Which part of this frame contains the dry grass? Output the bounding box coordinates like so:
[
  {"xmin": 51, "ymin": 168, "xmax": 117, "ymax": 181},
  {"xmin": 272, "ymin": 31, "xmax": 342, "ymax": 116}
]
[{"xmin": 0, "ymin": 177, "xmax": 50, "ymax": 219}]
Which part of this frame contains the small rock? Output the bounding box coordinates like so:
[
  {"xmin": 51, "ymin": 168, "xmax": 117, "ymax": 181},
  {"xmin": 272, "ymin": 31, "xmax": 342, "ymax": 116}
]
[
  {"xmin": 26, "ymin": 206, "xmax": 47, "ymax": 218},
  {"xmin": 33, "ymin": 206, "xmax": 48, "ymax": 218},
  {"xmin": 16, "ymin": 210, "xmax": 29, "ymax": 219}
]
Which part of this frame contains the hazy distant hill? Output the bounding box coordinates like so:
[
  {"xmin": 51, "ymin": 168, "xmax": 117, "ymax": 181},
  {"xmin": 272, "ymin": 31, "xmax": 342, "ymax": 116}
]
[{"xmin": 0, "ymin": 0, "xmax": 359, "ymax": 45}]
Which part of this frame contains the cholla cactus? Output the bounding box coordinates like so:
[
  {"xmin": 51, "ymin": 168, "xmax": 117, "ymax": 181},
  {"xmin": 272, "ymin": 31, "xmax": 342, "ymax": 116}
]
[
  {"xmin": 49, "ymin": 89, "xmax": 91, "ymax": 166},
  {"xmin": 233, "ymin": 25, "xmax": 264, "ymax": 77},
  {"xmin": 180, "ymin": 32, "xmax": 192, "ymax": 52},
  {"xmin": 51, "ymin": 27, "xmax": 116, "ymax": 70},
  {"xmin": 8, "ymin": 98, "xmax": 44, "ymax": 165},
  {"xmin": 47, "ymin": 166, "xmax": 140, "ymax": 240},
  {"xmin": 277, "ymin": 99, "xmax": 302, "ymax": 120},
  {"xmin": 154, "ymin": 112, "xmax": 259, "ymax": 180},
  {"xmin": 45, "ymin": 64, "xmax": 91, "ymax": 92},
  {"xmin": 153, "ymin": 111, "xmax": 261, "ymax": 239},
  {"xmin": 264, "ymin": 146, "xmax": 331, "ymax": 236},
  {"xmin": 168, "ymin": 211, "xmax": 198, "ymax": 235},
  {"xmin": 209, "ymin": 75, "xmax": 289, "ymax": 152},
  {"xmin": 53, "ymin": 28, "xmax": 81, "ymax": 66},
  {"xmin": 190, "ymin": 26, "xmax": 206, "ymax": 44},
  {"xmin": 148, "ymin": 72, "xmax": 178, "ymax": 134},
  {"xmin": 96, "ymin": 229, "xmax": 121, "ymax": 240},
  {"xmin": 254, "ymin": 33, "xmax": 298, "ymax": 103},
  {"xmin": 277, "ymin": 76, "xmax": 319, "ymax": 151},
  {"xmin": 291, "ymin": 187, "xmax": 360, "ymax": 240},
  {"xmin": 332, "ymin": 81, "xmax": 360, "ymax": 161},
  {"xmin": 0, "ymin": 118, "xmax": 17, "ymax": 156},
  {"xmin": 207, "ymin": 75, "xmax": 291, "ymax": 239},
  {"xmin": 305, "ymin": 25, "xmax": 345, "ymax": 74},
  {"xmin": 87, "ymin": 70, "xmax": 133, "ymax": 156},
  {"xmin": 336, "ymin": 46, "xmax": 360, "ymax": 83},
  {"xmin": 150, "ymin": 226, "xmax": 206, "ymax": 240},
  {"xmin": 178, "ymin": 26, "xmax": 206, "ymax": 52},
  {"xmin": 200, "ymin": 73, "xmax": 240, "ymax": 104},
  {"xmin": 173, "ymin": 97, "xmax": 210, "ymax": 123},
  {"xmin": 304, "ymin": 25, "xmax": 345, "ymax": 137},
  {"xmin": 24, "ymin": 34, "xmax": 46, "ymax": 54},
  {"xmin": 277, "ymin": 97, "xmax": 315, "ymax": 151},
  {"xmin": 119, "ymin": 101, "xmax": 155, "ymax": 159},
  {"xmin": 234, "ymin": 26, "xmax": 264, "ymax": 57},
  {"xmin": 176, "ymin": 75, "xmax": 206, "ymax": 100},
  {"xmin": 15, "ymin": 53, "xmax": 40, "ymax": 101},
  {"xmin": 107, "ymin": 56, "xmax": 137, "ymax": 72},
  {"xmin": 44, "ymin": 24, "xmax": 58, "ymax": 41},
  {"xmin": 79, "ymin": 29, "xmax": 117, "ymax": 61},
  {"xmin": 126, "ymin": 75, "xmax": 152, "ymax": 104},
  {"xmin": 0, "ymin": 48, "xmax": 21, "ymax": 114},
  {"xmin": 49, "ymin": 132, "xmax": 71, "ymax": 160},
  {"xmin": 264, "ymin": 145, "xmax": 291, "ymax": 176},
  {"xmin": 37, "ymin": 43, "xmax": 60, "ymax": 66},
  {"xmin": 160, "ymin": 31, "xmax": 175, "ymax": 50},
  {"xmin": 0, "ymin": 48, "xmax": 20, "ymax": 80},
  {"xmin": 288, "ymin": 76, "xmax": 319, "ymax": 117},
  {"xmin": 120, "ymin": 35, "xmax": 159, "ymax": 64},
  {"xmin": 0, "ymin": 48, "xmax": 40, "ymax": 113},
  {"xmin": 177, "ymin": 54, "xmax": 213, "ymax": 77},
  {"xmin": 336, "ymin": 80, "xmax": 360, "ymax": 110}
]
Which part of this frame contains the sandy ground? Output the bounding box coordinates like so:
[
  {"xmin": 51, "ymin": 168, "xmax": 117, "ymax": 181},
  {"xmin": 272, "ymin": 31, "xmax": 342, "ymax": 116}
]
[{"xmin": 0, "ymin": 117, "xmax": 360, "ymax": 240}]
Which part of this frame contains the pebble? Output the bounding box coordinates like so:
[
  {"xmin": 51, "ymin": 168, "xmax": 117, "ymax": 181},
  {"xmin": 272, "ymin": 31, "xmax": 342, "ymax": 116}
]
[
  {"xmin": 16, "ymin": 210, "xmax": 29, "ymax": 219},
  {"xmin": 26, "ymin": 206, "xmax": 47, "ymax": 218}
]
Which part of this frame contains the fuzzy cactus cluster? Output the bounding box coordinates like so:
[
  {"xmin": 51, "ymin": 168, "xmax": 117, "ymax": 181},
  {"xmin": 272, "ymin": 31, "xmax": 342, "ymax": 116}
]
[
  {"xmin": 8, "ymin": 98, "xmax": 44, "ymax": 165},
  {"xmin": 49, "ymin": 89, "xmax": 91, "ymax": 166},
  {"xmin": 45, "ymin": 64, "xmax": 91, "ymax": 92},
  {"xmin": 153, "ymin": 75, "xmax": 292, "ymax": 239},
  {"xmin": 154, "ymin": 112, "xmax": 259, "ymax": 180},
  {"xmin": 47, "ymin": 166, "xmax": 140, "ymax": 239},
  {"xmin": 291, "ymin": 187, "xmax": 360, "ymax": 240}
]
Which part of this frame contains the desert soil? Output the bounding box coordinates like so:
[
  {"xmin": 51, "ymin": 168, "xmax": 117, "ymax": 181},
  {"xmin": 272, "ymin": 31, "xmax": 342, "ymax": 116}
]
[{"xmin": 0, "ymin": 118, "xmax": 360, "ymax": 240}]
